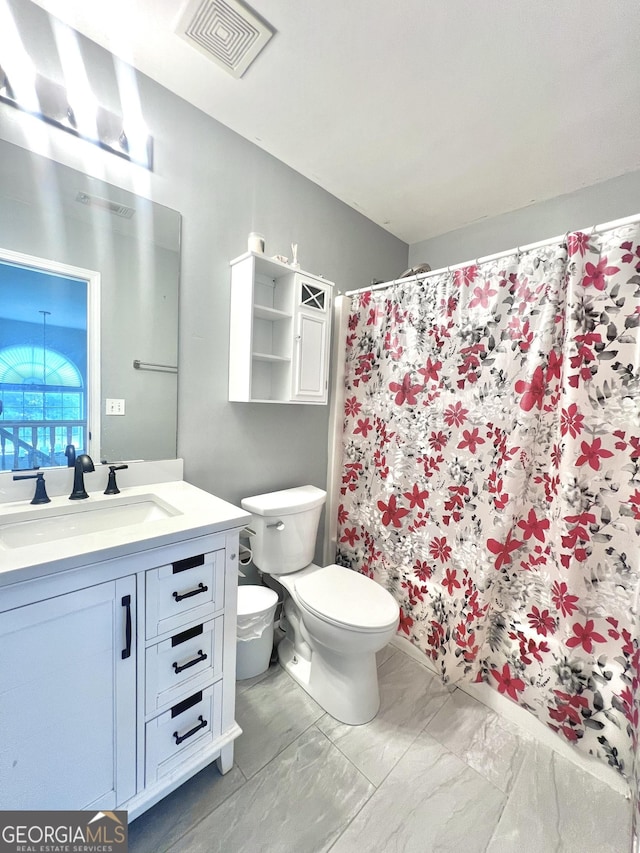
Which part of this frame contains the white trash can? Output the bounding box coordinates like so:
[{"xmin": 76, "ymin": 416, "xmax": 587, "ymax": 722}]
[{"xmin": 236, "ymin": 585, "xmax": 279, "ymax": 680}]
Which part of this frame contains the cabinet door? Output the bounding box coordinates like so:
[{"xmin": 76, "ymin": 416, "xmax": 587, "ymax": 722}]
[
  {"xmin": 0, "ymin": 576, "xmax": 136, "ymax": 810},
  {"xmin": 292, "ymin": 278, "xmax": 332, "ymax": 403}
]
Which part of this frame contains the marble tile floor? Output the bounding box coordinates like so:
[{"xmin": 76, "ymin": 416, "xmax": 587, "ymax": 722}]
[{"xmin": 129, "ymin": 644, "xmax": 632, "ymax": 853}]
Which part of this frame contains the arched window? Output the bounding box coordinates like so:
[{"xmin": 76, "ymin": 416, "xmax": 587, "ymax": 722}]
[
  {"xmin": 0, "ymin": 345, "xmax": 83, "ymax": 387},
  {"xmin": 0, "ymin": 250, "xmax": 98, "ymax": 473},
  {"xmin": 0, "ymin": 345, "xmax": 85, "ymax": 469}
]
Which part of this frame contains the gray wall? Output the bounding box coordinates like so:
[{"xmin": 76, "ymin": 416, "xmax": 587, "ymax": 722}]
[
  {"xmin": 1, "ymin": 0, "xmax": 408, "ymax": 512},
  {"xmin": 409, "ymin": 170, "xmax": 640, "ymax": 269}
]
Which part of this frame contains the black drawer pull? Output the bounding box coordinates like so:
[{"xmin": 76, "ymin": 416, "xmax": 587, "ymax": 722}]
[
  {"xmin": 172, "ymin": 650, "xmax": 208, "ymax": 674},
  {"xmin": 173, "ymin": 715, "xmax": 207, "ymax": 745},
  {"xmin": 121, "ymin": 595, "xmax": 132, "ymax": 660},
  {"xmin": 172, "ymin": 582, "xmax": 208, "ymax": 602}
]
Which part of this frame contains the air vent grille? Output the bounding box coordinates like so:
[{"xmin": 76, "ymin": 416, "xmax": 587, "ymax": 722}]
[
  {"xmin": 75, "ymin": 192, "xmax": 135, "ymax": 219},
  {"xmin": 177, "ymin": 0, "xmax": 274, "ymax": 78}
]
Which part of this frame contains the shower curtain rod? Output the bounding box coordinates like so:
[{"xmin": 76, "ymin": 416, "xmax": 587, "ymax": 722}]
[{"xmin": 344, "ymin": 211, "xmax": 640, "ymax": 297}]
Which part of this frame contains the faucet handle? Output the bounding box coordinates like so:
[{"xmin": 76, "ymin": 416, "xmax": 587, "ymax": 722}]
[
  {"xmin": 104, "ymin": 464, "xmax": 129, "ymax": 495},
  {"xmin": 13, "ymin": 471, "xmax": 51, "ymax": 505}
]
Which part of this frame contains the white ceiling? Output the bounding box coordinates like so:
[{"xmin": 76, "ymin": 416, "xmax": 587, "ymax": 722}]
[{"xmin": 28, "ymin": 0, "xmax": 640, "ymax": 245}]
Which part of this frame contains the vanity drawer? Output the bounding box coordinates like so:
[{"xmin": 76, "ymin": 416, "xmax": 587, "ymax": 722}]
[
  {"xmin": 145, "ymin": 616, "xmax": 224, "ymax": 714},
  {"xmin": 145, "ymin": 683, "xmax": 222, "ymax": 784},
  {"xmin": 145, "ymin": 551, "xmax": 225, "ymax": 639}
]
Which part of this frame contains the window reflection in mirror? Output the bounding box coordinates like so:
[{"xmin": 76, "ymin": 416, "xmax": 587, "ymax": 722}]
[{"xmin": 0, "ymin": 257, "xmax": 99, "ymax": 471}]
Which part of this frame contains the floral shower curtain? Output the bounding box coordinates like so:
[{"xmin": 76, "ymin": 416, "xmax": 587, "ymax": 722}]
[{"xmin": 336, "ymin": 223, "xmax": 640, "ymax": 779}]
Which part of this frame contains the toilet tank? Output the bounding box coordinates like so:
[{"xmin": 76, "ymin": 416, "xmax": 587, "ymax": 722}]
[{"xmin": 241, "ymin": 485, "xmax": 326, "ymax": 575}]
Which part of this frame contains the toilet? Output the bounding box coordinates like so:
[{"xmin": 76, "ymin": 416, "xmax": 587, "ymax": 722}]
[{"xmin": 241, "ymin": 485, "xmax": 399, "ymax": 725}]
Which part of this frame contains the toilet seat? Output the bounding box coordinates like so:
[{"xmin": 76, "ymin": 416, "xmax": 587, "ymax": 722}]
[{"xmin": 293, "ymin": 564, "xmax": 399, "ymax": 632}]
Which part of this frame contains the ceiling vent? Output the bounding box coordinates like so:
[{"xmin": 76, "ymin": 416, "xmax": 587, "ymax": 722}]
[
  {"xmin": 176, "ymin": 0, "xmax": 274, "ymax": 78},
  {"xmin": 75, "ymin": 192, "xmax": 135, "ymax": 219}
]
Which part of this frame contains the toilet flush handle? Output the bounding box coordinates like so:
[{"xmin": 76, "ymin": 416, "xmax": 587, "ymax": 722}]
[{"xmin": 267, "ymin": 521, "xmax": 285, "ymax": 531}]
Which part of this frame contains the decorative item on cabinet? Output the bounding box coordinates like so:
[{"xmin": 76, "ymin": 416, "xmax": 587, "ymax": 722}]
[
  {"xmin": 228, "ymin": 252, "xmax": 334, "ymax": 404},
  {"xmin": 247, "ymin": 232, "xmax": 265, "ymax": 253}
]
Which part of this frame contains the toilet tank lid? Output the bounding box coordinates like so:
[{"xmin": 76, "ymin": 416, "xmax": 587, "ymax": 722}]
[{"xmin": 241, "ymin": 485, "xmax": 326, "ymax": 516}]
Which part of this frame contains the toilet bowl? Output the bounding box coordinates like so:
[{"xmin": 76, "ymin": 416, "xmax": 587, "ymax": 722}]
[{"xmin": 241, "ymin": 485, "xmax": 399, "ymax": 725}]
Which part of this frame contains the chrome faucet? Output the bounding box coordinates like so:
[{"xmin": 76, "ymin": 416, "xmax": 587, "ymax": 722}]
[{"xmin": 69, "ymin": 454, "xmax": 95, "ymax": 500}]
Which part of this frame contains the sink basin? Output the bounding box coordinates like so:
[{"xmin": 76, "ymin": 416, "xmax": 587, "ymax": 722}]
[{"xmin": 0, "ymin": 494, "xmax": 181, "ymax": 549}]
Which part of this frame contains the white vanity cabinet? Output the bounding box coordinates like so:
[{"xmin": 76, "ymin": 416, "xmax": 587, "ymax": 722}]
[
  {"xmin": 140, "ymin": 543, "xmax": 236, "ymax": 796},
  {"xmin": 0, "ymin": 577, "xmax": 136, "ymax": 811},
  {"xmin": 229, "ymin": 252, "xmax": 334, "ymax": 404},
  {"xmin": 0, "ymin": 480, "xmax": 249, "ymax": 822}
]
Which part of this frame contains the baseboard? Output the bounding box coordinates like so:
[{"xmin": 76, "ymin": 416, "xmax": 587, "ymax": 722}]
[{"xmin": 390, "ymin": 634, "xmax": 630, "ymax": 798}]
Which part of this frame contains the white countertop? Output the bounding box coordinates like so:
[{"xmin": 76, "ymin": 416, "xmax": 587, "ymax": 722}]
[{"xmin": 0, "ymin": 480, "xmax": 251, "ymax": 588}]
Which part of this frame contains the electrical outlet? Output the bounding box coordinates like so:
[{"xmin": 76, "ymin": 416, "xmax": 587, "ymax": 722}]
[{"xmin": 105, "ymin": 398, "xmax": 126, "ymax": 416}]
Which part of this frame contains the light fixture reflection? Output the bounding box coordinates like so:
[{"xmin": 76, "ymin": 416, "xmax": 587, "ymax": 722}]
[{"xmin": 0, "ymin": 64, "xmax": 153, "ymax": 169}]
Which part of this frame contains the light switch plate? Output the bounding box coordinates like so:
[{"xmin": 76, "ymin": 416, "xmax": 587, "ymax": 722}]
[{"xmin": 105, "ymin": 398, "xmax": 126, "ymax": 415}]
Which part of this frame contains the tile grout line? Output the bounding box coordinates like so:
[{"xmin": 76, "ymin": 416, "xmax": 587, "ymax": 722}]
[
  {"xmin": 162, "ymin": 714, "xmax": 329, "ymax": 852},
  {"xmin": 311, "ymin": 721, "xmax": 381, "ymax": 789},
  {"xmin": 319, "ymin": 725, "xmax": 379, "ymax": 853},
  {"xmin": 324, "ymin": 712, "xmax": 509, "ymax": 853},
  {"xmin": 238, "ymin": 710, "xmax": 325, "ymax": 780},
  {"xmin": 160, "ymin": 765, "xmax": 249, "ymax": 853},
  {"xmin": 481, "ymin": 739, "xmax": 534, "ymax": 852},
  {"xmin": 318, "ymin": 697, "xmax": 447, "ymax": 793}
]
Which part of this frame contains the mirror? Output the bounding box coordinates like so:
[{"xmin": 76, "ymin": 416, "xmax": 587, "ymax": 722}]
[{"xmin": 0, "ymin": 139, "xmax": 180, "ymax": 465}]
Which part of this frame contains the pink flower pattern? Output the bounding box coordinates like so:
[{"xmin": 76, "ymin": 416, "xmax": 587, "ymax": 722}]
[{"xmin": 337, "ymin": 227, "xmax": 640, "ymax": 781}]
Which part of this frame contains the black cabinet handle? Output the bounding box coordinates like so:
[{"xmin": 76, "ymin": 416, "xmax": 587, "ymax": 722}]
[
  {"xmin": 172, "ymin": 650, "xmax": 208, "ymax": 674},
  {"xmin": 173, "ymin": 715, "xmax": 207, "ymax": 745},
  {"xmin": 172, "ymin": 582, "xmax": 208, "ymax": 603},
  {"xmin": 121, "ymin": 595, "xmax": 132, "ymax": 660}
]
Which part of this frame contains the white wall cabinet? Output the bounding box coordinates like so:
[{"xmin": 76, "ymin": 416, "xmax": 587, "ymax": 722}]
[
  {"xmin": 0, "ymin": 526, "xmax": 243, "ymax": 821},
  {"xmin": 229, "ymin": 252, "xmax": 334, "ymax": 404}
]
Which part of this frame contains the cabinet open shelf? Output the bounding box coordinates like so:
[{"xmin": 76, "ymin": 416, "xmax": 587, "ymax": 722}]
[
  {"xmin": 253, "ymin": 304, "xmax": 292, "ymax": 321},
  {"xmin": 252, "ymin": 352, "xmax": 291, "ymax": 363}
]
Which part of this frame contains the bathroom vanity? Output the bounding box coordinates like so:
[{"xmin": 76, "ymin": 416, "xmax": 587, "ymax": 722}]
[{"xmin": 0, "ymin": 471, "xmax": 250, "ymax": 819}]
